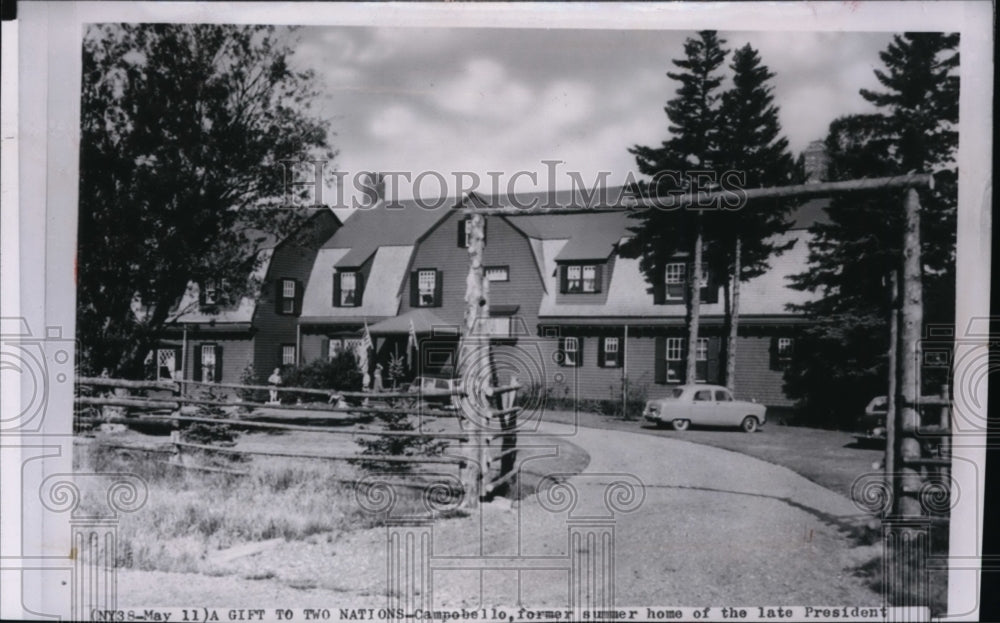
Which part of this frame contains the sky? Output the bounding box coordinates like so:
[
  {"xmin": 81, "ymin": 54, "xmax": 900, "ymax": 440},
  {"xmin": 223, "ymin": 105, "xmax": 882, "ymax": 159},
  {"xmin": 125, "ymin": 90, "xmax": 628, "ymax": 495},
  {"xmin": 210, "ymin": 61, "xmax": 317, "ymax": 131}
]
[{"xmin": 286, "ymin": 26, "xmax": 895, "ymax": 210}]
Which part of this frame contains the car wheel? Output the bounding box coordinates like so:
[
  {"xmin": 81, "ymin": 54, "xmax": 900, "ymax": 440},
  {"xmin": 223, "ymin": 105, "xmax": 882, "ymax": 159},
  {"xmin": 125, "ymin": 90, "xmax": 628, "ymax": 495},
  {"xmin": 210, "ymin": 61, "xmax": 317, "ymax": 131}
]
[
  {"xmin": 741, "ymin": 416, "xmax": 759, "ymax": 433},
  {"xmin": 672, "ymin": 419, "xmax": 690, "ymax": 431}
]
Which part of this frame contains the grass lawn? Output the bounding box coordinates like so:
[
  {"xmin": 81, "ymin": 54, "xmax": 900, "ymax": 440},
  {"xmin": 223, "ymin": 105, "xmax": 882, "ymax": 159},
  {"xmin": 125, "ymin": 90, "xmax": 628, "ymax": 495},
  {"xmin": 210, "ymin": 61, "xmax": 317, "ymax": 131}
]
[{"xmin": 538, "ymin": 408, "xmax": 885, "ymax": 500}]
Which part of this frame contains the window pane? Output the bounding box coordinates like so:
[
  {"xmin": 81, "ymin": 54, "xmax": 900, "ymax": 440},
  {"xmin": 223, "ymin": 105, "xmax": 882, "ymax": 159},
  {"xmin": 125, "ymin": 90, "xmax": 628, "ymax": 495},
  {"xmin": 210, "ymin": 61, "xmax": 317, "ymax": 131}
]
[
  {"xmin": 666, "ymin": 263, "xmax": 686, "ymax": 284},
  {"xmin": 605, "ymin": 337, "xmax": 619, "ymax": 353},
  {"xmin": 582, "ymin": 265, "xmax": 596, "ymax": 292},
  {"xmin": 341, "ymin": 272, "xmax": 356, "ymax": 290},
  {"xmin": 695, "ymin": 390, "xmax": 712, "ymax": 401},
  {"xmin": 201, "ymin": 345, "xmax": 215, "ymax": 366},
  {"xmin": 715, "ymin": 390, "xmax": 732, "ymax": 401},
  {"xmin": 418, "ymin": 270, "xmax": 435, "ymax": 292},
  {"xmin": 282, "ymin": 346, "xmax": 296, "ymax": 365},
  {"xmin": 666, "ymin": 338, "xmax": 683, "ymax": 361},
  {"xmin": 283, "ymin": 298, "xmax": 295, "ymax": 314},
  {"xmin": 282, "ymin": 280, "xmax": 296, "ymax": 298},
  {"xmin": 696, "ymin": 338, "xmax": 708, "ymax": 361},
  {"xmin": 328, "ymin": 339, "xmax": 342, "ymax": 359},
  {"xmin": 485, "ymin": 266, "xmax": 508, "ymax": 282}
]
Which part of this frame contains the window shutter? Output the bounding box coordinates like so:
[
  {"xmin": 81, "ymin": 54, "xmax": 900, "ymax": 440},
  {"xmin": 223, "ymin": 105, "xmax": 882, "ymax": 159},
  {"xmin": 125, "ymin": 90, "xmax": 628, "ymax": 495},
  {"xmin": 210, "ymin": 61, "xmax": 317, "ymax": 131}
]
[
  {"xmin": 457, "ymin": 218, "xmax": 467, "ymax": 248},
  {"xmin": 598, "ymin": 336, "xmax": 607, "ymax": 368},
  {"xmin": 321, "ymin": 337, "xmax": 330, "ymax": 361},
  {"xmin": 173, "ymin": 348, "xmax": 182, "ymax": 378},
  {"xmin": 653, "ymin": 264, "xmax": 665, "ymax": 305},
  {"xmin": 274, "ymin": 281, "xmax": 284, "ymax": 314},
  {"xmin": 706, "ymin": 336, "xmax": 720, "ymax": 383},
  {"xmin": 293, "ymin": 279, "xmax": 304, "ymax": 316},
  {"xmin": 769, "ymin": 336, "xmax": 781, "ymax": 371},
  {"xmin": 198, "ymin": 284, "xmax": 206, "ymax": 307},
  {"xmin": 482, "ymin": 218, "xmax": 487, "ymax": 247},
  {"xmin": 433, "ymin": 269, "xmax": 443, "ymax": 307},
  {"xmin": 575, "ymin": 337, "xmax": 584, "ymax": 368},
  {"xmin": 410, "ymin": 271, "xmax": 419, "ymax": 307},
  {"xmin": 654, "ymin": 336, "xmax": 666, "ymax": 384},
  {"xmin": 214, "ymin": 345, "xmax": 223, "ymax": 382},
  {"xmin": 332, "ymin": 271, "xmax": 341, "ymax": 307},
  {"xmin": 354, "ymin": 272, "xmax": 365, "ymax": 307},
  {"xmin": 193, "ymin": 345, "xmax": 203, "ymax": 382},
  {"xmin": 700, "ymin": 269, "xmax": 719, "ymax": 304},
  {"xmin": 277, "ymin": 345, "xmax": 285, "ymax": 369},
  {"xmin": 559, "ymin": 265, "xmax": 568, "ymax": 294},
  {"xmin": 593, "ymin": 264, "xmax": 603, "ymax": 293}
]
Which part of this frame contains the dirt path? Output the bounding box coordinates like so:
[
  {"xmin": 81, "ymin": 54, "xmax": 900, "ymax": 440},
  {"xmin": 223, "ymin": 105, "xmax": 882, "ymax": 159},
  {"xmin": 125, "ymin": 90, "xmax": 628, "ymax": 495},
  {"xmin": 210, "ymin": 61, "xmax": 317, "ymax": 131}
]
[{"xmin": 118, "ymin": 421, "xmax": 882, "ymax": 608}]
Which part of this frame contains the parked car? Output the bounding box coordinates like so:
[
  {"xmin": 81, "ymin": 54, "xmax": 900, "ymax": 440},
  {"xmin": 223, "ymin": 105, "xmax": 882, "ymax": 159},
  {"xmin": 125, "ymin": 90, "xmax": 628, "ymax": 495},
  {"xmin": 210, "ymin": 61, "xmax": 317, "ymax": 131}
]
[
  {"xmin": 854, "ymin": 395, "xmax": 888, "ymax": 447},
  {"xmin": 643, "ymin": 384, "xmax": 767, "ymax": 432}
]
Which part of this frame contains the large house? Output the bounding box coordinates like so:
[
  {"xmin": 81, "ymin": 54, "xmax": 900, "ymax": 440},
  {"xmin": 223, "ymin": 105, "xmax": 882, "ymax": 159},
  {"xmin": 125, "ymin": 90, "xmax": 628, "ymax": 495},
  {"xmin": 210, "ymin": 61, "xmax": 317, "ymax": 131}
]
[{"xmin": 150, "ymin": 154, "xmax": 831, "ymax": 411}]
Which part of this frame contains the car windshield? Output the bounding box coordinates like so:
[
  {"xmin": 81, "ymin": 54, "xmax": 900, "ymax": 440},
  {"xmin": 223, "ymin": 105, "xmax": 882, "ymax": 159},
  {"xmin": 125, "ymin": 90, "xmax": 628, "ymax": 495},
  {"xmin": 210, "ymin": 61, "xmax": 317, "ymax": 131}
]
[{"xmin": 671, "ymin": 388, "xmax": 685, "ymax": 398}]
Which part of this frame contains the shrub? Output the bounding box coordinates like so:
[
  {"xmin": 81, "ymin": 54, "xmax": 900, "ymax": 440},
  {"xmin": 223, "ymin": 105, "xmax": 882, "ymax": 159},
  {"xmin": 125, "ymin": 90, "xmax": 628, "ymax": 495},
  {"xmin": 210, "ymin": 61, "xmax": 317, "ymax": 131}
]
[
  {"xmin": 237, "ymin": 363, "xmax": 268, "ymax": 404},
  {"xmin": 278, "ymin": 351, "xmax": 364, "ymax": 404}
]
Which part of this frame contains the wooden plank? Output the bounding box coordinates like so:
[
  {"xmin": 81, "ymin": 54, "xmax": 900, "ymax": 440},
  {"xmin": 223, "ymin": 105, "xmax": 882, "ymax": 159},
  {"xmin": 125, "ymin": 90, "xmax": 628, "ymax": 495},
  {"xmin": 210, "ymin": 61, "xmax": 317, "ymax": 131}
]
[
  {"xmin": 173, "ymin": 440, "xmax": 463, "ymax": 464},
  {"xmin": 75, "ymin": 396, "xmax": 180, "ymax": 410},
  {"xmin": 92, "ymin": 414, "xmax": 469, "ymax": 439},
  {"xmin": 180, "ymin": 378, "xmax": 463, "ymax": 399},
  {"xmin": 463, "ymin": 174, "xmax": 934, "ymax": 215},
  {"xmin": 77, "ymin": 376, "xmax": 179, "ymax": 391}
]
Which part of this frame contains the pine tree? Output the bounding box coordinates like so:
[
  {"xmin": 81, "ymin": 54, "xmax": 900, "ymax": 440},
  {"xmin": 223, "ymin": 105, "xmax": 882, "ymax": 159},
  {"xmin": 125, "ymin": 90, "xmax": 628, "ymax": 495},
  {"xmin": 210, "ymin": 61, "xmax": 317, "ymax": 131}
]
[
  {"xmin": 625, "ymin": 30, "xmax": 729, "ymax": 384},
  {"xmin": 786, "ymin": 33, "xmax": 958, "ymax": 426},
  {"xmin": 714, "ymin": 44, "xmax": 798, "ymax": 391}
]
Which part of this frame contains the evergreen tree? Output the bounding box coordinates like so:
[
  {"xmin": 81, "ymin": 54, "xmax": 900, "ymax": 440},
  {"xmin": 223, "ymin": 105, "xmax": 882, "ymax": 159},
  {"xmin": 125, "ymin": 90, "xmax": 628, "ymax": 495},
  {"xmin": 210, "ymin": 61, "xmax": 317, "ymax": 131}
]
[
  {"xmin": 77, "ymin": 24, "xmax": 336, "ymax": 377},
  {"xmin": 625, "ymin": 30, "xmax": 729, "ymax": 383},
  {"xmin": 785, "ymin": 33, "xmax": 959, "ymax": 427},
  {"xmin": 714, "ymin": 44, "xmax": 798, "ymax": 390}
]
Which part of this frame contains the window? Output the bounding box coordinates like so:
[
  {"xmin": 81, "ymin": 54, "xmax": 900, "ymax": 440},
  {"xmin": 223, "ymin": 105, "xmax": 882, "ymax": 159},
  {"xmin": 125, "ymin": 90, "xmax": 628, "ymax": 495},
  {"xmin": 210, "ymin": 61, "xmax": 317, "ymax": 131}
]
[
  {"xmin": 582, "ymin": 266, "xmax": 597, "ymax": 292},
  {"xmin": 344, "ymin": 338, "xmax": 363, "ymax": 358},
  {"xmin": 281, "ymin": 344, "xmax": 296, "ymax": 366},
  {"xmin": 560, "ymin": 337, "xmax": 581, "ymax": 367},
  {"xmin": 328, "ymin": 338, "xmax": 343, "ymax": 360},
  {"xmin": 485, "ymin": 266, "xmax": 509, "ymax": 282},
  {"xmin": 665, "ymin": 263, "xmax": 686, "ymax": 301},
  {"xmin": 600, "ymin": 336, "xmax": 621, "ymax": 367},
  {"xmin": 203, "ymin": 281, "xmax": 218, "ymax": 305},
  {"xmin": 715, "ymin": 390, "xmax": 733, "ymax": 402},
  {"xmin": 777, "ymin": 337, "xmax": 793, "ymax": 360},
  {"xmin": 340, "ymin": 272, "xmax": 357, "ymax": 307},
  {"xmin": 458, "ymin": 217, "xmax": 486, "ymax": 248},
  {"xmin": 566, "ymin": 265, "xmax": 582, "ymax": 292},
  {"xmin": 694, "ymin": 389, "xmax": 713, "ymax": 401},
  {"xmin": 156, "ymin": 348, "xmax": 177, "ymax": 381},
  {"xmin": 696, "ymin": 338, "xmax": 709, "ymax": 361},
  {"xmin": 665, "ymin": 337, "xmax": 683, "ymax": 383},
  {"xmin": 200, "ymin": 344, "xmax": 216, "ymax": 383},
  {"xmin": 418, "ymin": 270, "xmax": 436, "ymax": 307},
  {"xmin": 279, "ymin": 279, "xmax": 297, "ymax": 314}
]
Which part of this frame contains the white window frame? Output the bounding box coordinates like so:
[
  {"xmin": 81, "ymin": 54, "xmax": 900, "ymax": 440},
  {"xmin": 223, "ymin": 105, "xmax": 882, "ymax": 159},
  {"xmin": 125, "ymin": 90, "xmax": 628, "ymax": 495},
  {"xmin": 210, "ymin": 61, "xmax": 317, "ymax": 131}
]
[
  {"xmin": 156, "ymin": 348, "xmax": 176, "ymax": 381},
  {"xmin": 563, "ymin": 336, "xmax": 579, "ymax": 366},
  {"xmin": 464, "ymin": 219, "xmax": 474, "ymax": 248},
  {"xmin": 777, "ymin": 337, "xmax": 793, "ymax": 360},
  {"xmin": 696, "ymin": 337, "xmax": 709, "ymax": 361},
  {"xmin": 281, "ymin": 279, "xmax": 296, "ymax": 314},
  {"xmin": 340, "ymin": 272, "xmax": 357, "ymax": 307},
  {"xmin": 665, "ymin": 263, "xmax": 686, "ymax": 284},
  {"xmin": 604, "ymin": 337, "xmax": 619, "ymax": 367},
  {"xmin": 582, "ymin": 265, "xmax": 597, "ymax": 292},
  {"xmin": 566, "ymin": 265, "xmax": 582, "ymax": 292},
  {"xmin": 485, "ymin": 266, "xmax": 509, "ymax": 282},
  {"xmin": 418, "ymin": 270, "xmax": 436, "ymax": 307},
  {"xmin": 203, "ymin": 281, "xmax": 218, "ymax": 305},
  {"xmin": 665, "ymin": 337, "xmax": 683, "ymax": 361},
  {"xmin": 200, "ymin": 344, "xmax": 216, "ymax": 382},
  {"xmin": 281, "ymin": 344, "xmax": 296, "ymax": 366}
]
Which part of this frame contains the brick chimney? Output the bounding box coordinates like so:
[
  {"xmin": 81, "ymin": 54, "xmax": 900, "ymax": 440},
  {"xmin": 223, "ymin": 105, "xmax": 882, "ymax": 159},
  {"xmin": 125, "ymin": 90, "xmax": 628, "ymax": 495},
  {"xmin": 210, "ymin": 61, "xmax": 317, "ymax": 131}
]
[{"xmin": 802, "ymin": 140, "xmax": 829, "ymax": 183}]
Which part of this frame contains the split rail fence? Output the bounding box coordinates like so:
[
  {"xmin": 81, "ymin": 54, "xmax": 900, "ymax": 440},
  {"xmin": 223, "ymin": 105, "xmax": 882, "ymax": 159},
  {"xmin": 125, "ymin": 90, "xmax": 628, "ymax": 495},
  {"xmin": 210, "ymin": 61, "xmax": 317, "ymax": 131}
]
[{"xmin": 75, "ymin": 374, "xmax": 523, "ymax": 503}]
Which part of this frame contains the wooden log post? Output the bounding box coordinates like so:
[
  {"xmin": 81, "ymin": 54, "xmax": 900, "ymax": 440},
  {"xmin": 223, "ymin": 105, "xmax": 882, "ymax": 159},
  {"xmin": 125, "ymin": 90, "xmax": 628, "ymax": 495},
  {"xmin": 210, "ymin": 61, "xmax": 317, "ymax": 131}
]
[
  {"xmin": 896, "ymin": 187, "xmax": 924, "ymax": 517},
  {"xmin": 886, "ymin": 271, "xmax": 899, "ymax": 495},
  {"xmin": 457, "ymin": 211, "xmax": 491, "ymax": 505},
  {"xmin": 938, "ymin": 383, "xmax": 951, "ymax": 484}
]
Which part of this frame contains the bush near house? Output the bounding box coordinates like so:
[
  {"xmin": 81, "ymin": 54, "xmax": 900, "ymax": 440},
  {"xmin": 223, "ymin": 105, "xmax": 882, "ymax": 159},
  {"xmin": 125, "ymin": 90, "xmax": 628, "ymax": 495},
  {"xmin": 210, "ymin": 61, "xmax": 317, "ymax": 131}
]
[{"xmin": 277, "ymin": 351, "xmax": 364, "ymax": 404}]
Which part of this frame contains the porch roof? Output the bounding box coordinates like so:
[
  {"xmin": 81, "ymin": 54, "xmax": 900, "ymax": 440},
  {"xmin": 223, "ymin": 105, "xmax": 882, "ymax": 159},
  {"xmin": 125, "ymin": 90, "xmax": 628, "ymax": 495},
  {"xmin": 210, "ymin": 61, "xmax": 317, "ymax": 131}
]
[{"xmin": 368, "ymin": 309, "xmax": 456, "ymax": 335}]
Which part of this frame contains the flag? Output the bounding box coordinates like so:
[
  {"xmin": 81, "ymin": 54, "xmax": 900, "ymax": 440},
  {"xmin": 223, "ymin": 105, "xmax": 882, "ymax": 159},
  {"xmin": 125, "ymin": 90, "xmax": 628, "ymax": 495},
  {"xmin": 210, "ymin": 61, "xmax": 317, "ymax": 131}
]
[
  {"xmin": 362, "ymin": 321, "xmax": 374, "ymax": 352},
  {"xmin": 407, "ymin": 318, "xmax": 419, "ymax": 368}
]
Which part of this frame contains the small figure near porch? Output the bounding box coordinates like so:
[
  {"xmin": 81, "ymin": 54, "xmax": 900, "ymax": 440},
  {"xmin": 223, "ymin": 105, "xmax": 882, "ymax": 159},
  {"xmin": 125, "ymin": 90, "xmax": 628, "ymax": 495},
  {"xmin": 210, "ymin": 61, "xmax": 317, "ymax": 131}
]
[
  {"xmin": 267, "ymin": 368, "xmax": 282, "ymax": 404},
  {"xmin": 372, "ymin": 363, "xmax": 385, "ymax": 393}
]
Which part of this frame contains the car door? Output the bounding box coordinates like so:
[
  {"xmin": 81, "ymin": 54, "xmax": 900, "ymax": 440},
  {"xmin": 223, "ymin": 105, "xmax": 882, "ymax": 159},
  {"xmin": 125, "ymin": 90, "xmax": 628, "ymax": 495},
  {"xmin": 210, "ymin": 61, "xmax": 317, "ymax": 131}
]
[
  {"xmin": 714, "ymin": 389, "xmax": 739, "ymax": 426},
  {"xmin": 690, "ymin": 389, "xmax": 715, "ymax": 426}
]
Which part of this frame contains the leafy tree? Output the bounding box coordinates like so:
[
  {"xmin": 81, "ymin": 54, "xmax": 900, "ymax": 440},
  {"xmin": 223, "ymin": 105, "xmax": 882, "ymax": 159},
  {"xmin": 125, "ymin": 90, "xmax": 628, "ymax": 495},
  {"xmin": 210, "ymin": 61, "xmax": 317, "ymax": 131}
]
[
  {"xmin": 785, "ymin": 33, "xmax": 959, "ymax": 427},
  {"xmin": 625, "ymin": 30, "xmax": 729, "ymax": 383},
  {"xmin": 77, "ymin": 24, "xmax": 336, "ymax": 377},
  {"xmin": 714, "ymin": 43, "xmax": 798, "ymax": 390}
]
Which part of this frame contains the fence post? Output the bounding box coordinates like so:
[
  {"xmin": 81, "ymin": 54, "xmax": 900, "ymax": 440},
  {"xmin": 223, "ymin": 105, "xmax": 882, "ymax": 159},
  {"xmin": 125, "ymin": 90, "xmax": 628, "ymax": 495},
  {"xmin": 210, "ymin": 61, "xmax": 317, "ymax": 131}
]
[
  {"xmin": 497, "ymin": 376, "xmax": 518, "ymax": 494},
  {"xmin": 458, "ymin": 211, "xmax": 490, "ymax": 506},
  {"xmin": 896, "ymin": 187, "xmax": 924, "ymax": 518},
  {"xmin": 938, "ymin": 384, "xmax": 950, "ymax": 483}
]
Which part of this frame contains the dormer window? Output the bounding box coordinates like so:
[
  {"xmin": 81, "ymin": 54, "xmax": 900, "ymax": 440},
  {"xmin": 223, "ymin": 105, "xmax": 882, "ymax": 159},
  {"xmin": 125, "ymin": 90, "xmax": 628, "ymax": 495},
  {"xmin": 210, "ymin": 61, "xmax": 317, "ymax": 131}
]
[
  {"xmin": 560, "ymin": 263, "xmax": 603, "ymax": 294},
  {"xmin": 333, "ymin": 270, "xmax": 364, "ymax": 307},
  {"xmin": 199, "ymin": 278, "xmax": 230, "ymax": 307},
  {"xmin": 657, "ymin": 262, "xmax": 717, "ymax": 305},
  {"xmin": 410, "ymin": 269, "xmax": 442, "ymax": 308},
  {"xmin": 457, "ymin": 217, "xmax": 486, "ymax": 248},
  {"xmin": 665, "ymin": 263, "xmax": 686, "ymax": 300},
  {"xmin": 203, "ymin": 281, "xmax": 218, "ymax": 305},
  {"xmin": 276, "ymin": 278, "xmax": 302, "ymax": 315}
]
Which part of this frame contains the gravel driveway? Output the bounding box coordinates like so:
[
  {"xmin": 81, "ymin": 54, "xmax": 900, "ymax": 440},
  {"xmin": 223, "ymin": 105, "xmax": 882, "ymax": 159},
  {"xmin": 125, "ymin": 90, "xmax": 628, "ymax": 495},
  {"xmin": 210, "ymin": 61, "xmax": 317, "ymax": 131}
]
[{"xmin": 118, "ymin": 421, "xmax": 882, "ymax": 608}]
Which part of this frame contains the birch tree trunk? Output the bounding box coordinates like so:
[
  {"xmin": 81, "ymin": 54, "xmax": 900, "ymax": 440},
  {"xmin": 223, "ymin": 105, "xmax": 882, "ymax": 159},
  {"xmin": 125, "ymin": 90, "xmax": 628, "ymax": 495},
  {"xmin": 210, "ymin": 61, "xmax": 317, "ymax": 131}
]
[
  {"xmin": 725, "ymin": 237, "xmax": 742, "ymax": 391},
  {"xmin": 685, "ymin": 213, "xmax": 703, "ymax": 384},
  {"xmin": 897, "ymin": 188, "xmax": 924, "ymax": 517}
]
